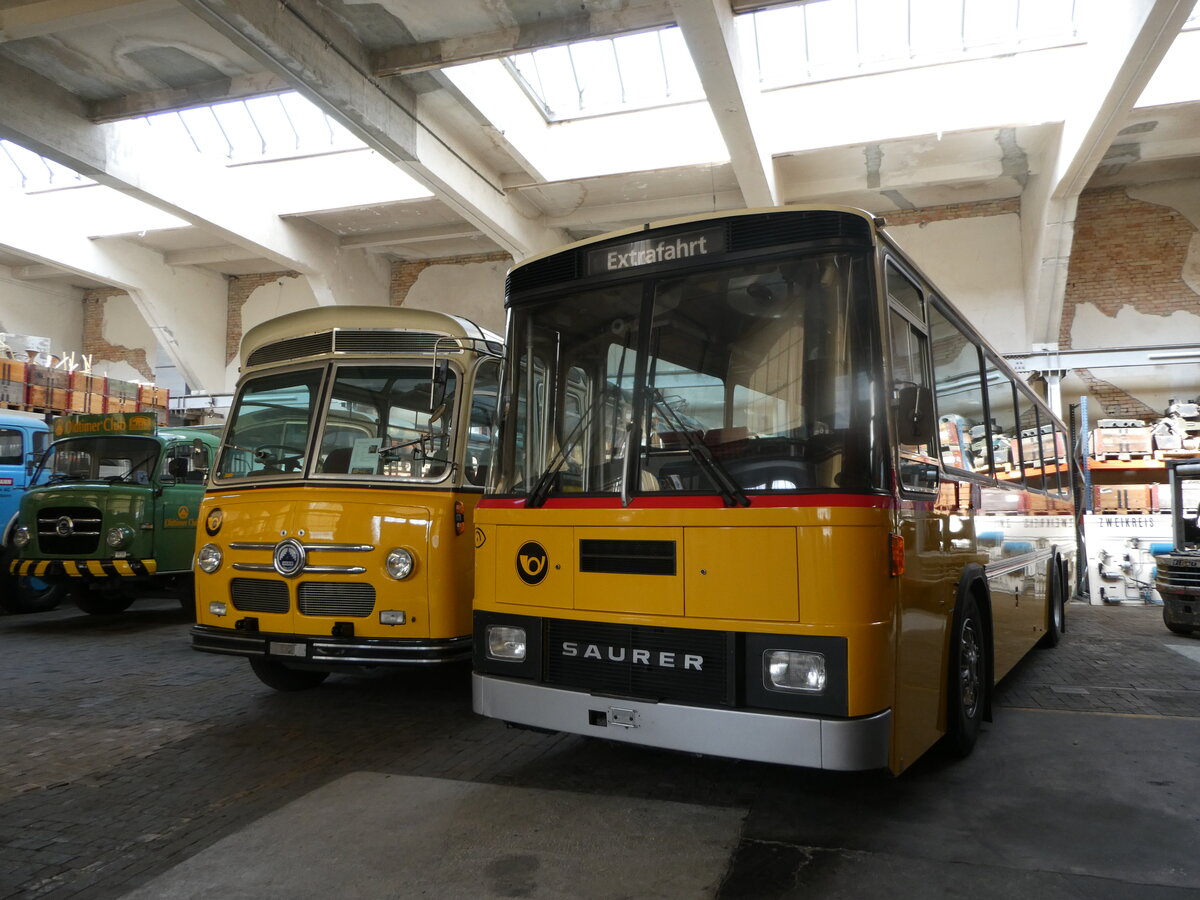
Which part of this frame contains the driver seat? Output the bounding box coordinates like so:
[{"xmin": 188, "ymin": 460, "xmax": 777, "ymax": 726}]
[{"xmin": 322, "ymin": 447, "xmax": 352, "ymax": 474}]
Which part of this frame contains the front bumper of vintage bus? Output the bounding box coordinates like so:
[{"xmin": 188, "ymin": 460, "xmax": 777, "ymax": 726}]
[
  {"xmin": 471, "ymin": 610, "xmax": 892, "ymax": 771},
  {"xmin": 191, "ymin": 624, "xmax": 472, "ymax": 666},
  {"xmin": 473, "ymin": 673, "xmax": 890, "ymax": 771}
]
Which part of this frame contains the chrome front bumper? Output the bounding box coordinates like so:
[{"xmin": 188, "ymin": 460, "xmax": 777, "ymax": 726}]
[{"xmin": 473, "ymin": 673, "xmax": 891, "ymax": 771}]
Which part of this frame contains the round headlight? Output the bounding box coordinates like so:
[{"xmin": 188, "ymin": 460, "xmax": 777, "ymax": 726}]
[
  {"xmin": 105, "ymin": 525, "xmax": 134, "ymax": 549},
  {"xmin": 197, "ymin": 543, "xmax": 223, "ymax": 574},
  {"xmin": 12, "ymin": 525, "xmax": 31, "ymax": 548},
  {"xmin": 385, "ymin": 547, "xmax": 414, "ymax": 580}
]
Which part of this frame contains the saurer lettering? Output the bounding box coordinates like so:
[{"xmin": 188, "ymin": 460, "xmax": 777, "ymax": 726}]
[{"xmin": 561, "ymin": 641, "xmax": 703, "ymax": 671}]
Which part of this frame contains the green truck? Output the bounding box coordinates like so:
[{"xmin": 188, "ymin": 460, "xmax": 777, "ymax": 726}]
[{"xmin": 3, "ymin": 412, "xmax": 221, "ymax": 615}]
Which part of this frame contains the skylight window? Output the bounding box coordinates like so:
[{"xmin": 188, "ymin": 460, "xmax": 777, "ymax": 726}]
[
  {"xmin": 1, "ymin": 140, "xmax": 94, "ymax": 192},
  {"xmin": 739, "ymin": 0, "xmax": 1081, "ymax": 87},
  {"xmin": 141, "ymin": 92, "xmax": 363, "ymax": 163},
  {"xmin": 506, "ymin": 27, "xmax": 704, "ymax": 121}
]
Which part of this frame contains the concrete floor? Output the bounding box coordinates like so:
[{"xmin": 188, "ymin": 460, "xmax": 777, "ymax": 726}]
[{"xmin": 1, "ymin": 599, "xmax": 1198, "ymax": 899}]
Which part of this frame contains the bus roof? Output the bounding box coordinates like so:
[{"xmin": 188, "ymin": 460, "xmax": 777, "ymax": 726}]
[
  {"xmin": 507, "ymin": 204, "xmax": 883, "ymax": 274},
  {"xmin": 240, "ymin": 306, "xmax": 502, "ymax": 368}
]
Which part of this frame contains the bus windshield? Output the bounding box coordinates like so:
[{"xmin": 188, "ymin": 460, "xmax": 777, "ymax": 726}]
[
  {"xmin": 33, "ymin": 436, "xmax": 161, "ymax": 485},
  {"xmin": 494, "ymin": 251, "xmax": 885, "ymax": 502},
  {"xmin": 214, "ymin": 364, "xmax": 458, "ymax": 482}
]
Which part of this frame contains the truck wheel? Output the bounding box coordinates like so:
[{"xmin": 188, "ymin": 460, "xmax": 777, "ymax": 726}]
[
  {"xmin": 75, "ymin": 591, "xmax": 135, "ymax": 616},
  {"xmin": 249, "ymin": 658, "xmax": 330, "ymax": 691},
  {"xmin": 0, "ymin": 574, "xmax": 69, "ymax": 614},
  {"xmin": 1163, "ymin": 608, "xmax": 1194, "ymax": 635}
]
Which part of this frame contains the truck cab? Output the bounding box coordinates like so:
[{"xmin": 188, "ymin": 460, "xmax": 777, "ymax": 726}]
[
  {"xmin": 5, "ymin": 412, "xmax": 221, "ymax": 615},
  {"xmin": 0, "ymin": 409, "xmax": 54, "ymax": 612},
  {"xmin": 1156, "ymin": 460, "xmax": 1200, "ymax": 635}
]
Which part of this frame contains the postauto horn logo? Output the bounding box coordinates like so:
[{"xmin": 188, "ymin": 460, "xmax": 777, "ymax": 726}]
[{"xmin": 516, "ymin": 541, "xmax": 548, "ymax": 585}]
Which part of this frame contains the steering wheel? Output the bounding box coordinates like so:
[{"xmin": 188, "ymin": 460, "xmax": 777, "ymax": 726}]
[{"xmin": 254, "ymin": 444, "xmax": 305, "ymax": 472}]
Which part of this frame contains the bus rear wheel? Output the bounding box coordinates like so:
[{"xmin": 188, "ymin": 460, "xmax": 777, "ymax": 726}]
[
  {"xmin": 249, "ymin": 658, "xmax": 330, "ymax": 691},
  {"xmin": 946, "ymin": 592, "xmax": 988, "ymax": 758},
  {"xmin": 1038, "ymin": 558, "xmax": 1065, "ymax": 648}
]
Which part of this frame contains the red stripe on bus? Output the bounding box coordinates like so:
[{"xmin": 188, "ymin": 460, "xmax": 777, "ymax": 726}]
[{"xmin": 477, "ymin": 494, "xmax": 895, "ymax": 510}]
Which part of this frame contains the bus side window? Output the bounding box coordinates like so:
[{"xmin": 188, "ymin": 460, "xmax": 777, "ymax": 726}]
[
  {"xmin": 466, "ymin": 359, "xmax": 500, "ymax": 486},
  {"xmin": 0, "ymin": 427, "xmax": 21, "ymax": 466},
  {"xmin": 929, "ymin": 303, "xmax": 985, "ymax": 474},
  {"xmin": 984, "ymin": 360, "xmax": 1020, "ymax": 479},
  {"xmin": 888, "ymin": 263, "xmax": 937, "ymax": 492}
]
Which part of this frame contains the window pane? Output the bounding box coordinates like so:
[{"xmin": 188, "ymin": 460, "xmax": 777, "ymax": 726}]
[
  {"xmin": 930, "ymin": 305, "xmax": 985, "ymax": 473},
  {"xmin": 984, "ymin": 360, "xmax": 1018, "ymax": 475},
  {"xmin": 0, "ymin": 428, "xmax": 21, "ymax": 465},
  {"xmin": 887, "ymin": 263, "xmax": 924, "ymax": 321},
  {"xmin": 217, "ymin": 369, "xmax": 321, "ymax": 479},
  {"xmin": 891, "ymin": 309, "xmax": 938, "ymax": 491}
]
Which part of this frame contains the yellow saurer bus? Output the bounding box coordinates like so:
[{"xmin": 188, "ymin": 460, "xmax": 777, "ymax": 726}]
[
  {"xmin": 472, "ymin": 206, "xmax": 1075, "ymax": 774},
  {"xmin": 192, "ymin": 306, "xmax": 502, "ymax": 690}
]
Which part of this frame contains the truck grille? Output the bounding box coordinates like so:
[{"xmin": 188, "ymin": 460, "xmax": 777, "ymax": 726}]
[
  {"xmin": 297, "ymin": 583, "xmax": 375, "ymax": 618},
  {"xmin": 544, "ymin": 620, "xmax": 733, "ymax": 706},
  {"xmin": 1158, "ymin": 555, "xmax": 1200, "ymax": 594},
  {"xmin": 37, "ymin": 506, "xmax": 102, "ymax": 554},
  {"xmin": 230, "ymin": 578, "xmax": 289, "ymax": 613}
]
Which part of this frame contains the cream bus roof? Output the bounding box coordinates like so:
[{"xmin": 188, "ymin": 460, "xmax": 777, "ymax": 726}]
[{"xmin": 239, "ymin": 306, "xmax": 501, "ymax": 368}]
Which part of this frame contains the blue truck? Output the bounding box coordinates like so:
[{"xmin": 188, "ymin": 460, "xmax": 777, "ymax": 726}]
[{"xmin": 0, "ymin": 409, "xmax": 60, "ymax": 613}]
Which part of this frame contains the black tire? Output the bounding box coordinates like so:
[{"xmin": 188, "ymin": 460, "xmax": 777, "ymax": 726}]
[
  {"xmin": 176, "ymin": 578, "xmax": 197, "ymax": 618},
  {"xmin": 0, "ymin": 574, "xmax": 69, "ymax": 614},
  {"xmin": 1163, "ymin": 608, "xmax": 1194, "ymax": 636},
  {"xmin": 74, "ymin": 591, "xmax": 135, "ymax": 616},
  {"xmin": 249, "ymin": 658, "xmax": 330, "ymax": 691},
  {"xmin": 946, "ymin": 591, "xmax": 988, "ymax": 758},
  {"xmin": 1038, "ymin": 559, "xmax": 1064, "ymax": 648}
]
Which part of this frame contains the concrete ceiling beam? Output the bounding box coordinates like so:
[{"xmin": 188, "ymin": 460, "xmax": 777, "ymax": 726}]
[
  {"xmin": 338, "ymin": 225, "xmax": 481, "ymax": 250},
  {"xmin": 371, "ymin": 2, "xmax": 676, "ymax": 77},
  {"xmin": 0, "ymin": 55, "xmax": 391, "ymax": 306},
  {"xmin": 668, "ymin": 0, "xmax": 776, "ymax": 208},
  {"xmin": 0, "ymin": 0, "xmax": 170, "ymax": 42},
  {"xmin": 0, "ymin": 188, "xmax": 227, "ymax": 391},
  {"xmin": 177, "ymin": 0, "xmax": 566, "ymax": 260},
  {"xmin": 1021, "ymin": 0, "xmax": 1194, "ymax": 346},
  {"xmin": 89, "ymin": 72, "xmax": 292, "ymax": 123}
]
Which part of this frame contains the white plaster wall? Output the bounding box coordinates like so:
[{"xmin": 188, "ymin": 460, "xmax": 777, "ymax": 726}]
[
  {"xmin": 402, "ymin": 260, "xmax": 509, "ymax": 336},
  {"xmin": 225, "ymin": 274, "xmax": 317, "ymax": 390},
  {"xmin": 0, "ymin": 269, "xmax": 84, "ymax": 358},
  {"xmin": 886, "ymin": 214, "xmax": 1027, "ymax": 353},
  {"xmin": 96, "ymin": 292, "xmax": 156, "ymax": 383}
]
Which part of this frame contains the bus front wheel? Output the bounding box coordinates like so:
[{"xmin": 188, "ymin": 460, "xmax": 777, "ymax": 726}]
[
  {"xmin": 946, "ymin": 591, "xmax": 988, "ymax": 758},
  {"xmin": 249, "ymin": 658, "xmax": 330, "ymax": 691}
]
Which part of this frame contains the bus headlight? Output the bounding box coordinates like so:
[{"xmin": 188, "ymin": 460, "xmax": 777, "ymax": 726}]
[
  {"xmin": 764, "ymin": 649, "xmax": 826, "ymax": 693},
  {"xmin": 486, "ymin": 625, "xmax": 527, "ymax": 661},
  {"xmin": 197, "ymin": 543, "xmax": 223, "ymax": 574},
  {"xmin": 105, "ymin": 525, "xmax": 134, "ymax": 549},
  {"xmin": 12, "ymin": 525, "xmax": 31, "ymax": 548},
  {"xmin": 385, "ymin": 548, "xmax": 414, "ymax": 580}
]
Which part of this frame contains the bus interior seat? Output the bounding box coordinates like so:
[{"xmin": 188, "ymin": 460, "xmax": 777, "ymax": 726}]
[{"xmin": 322, "ymin": 447, "xmax": 352, "ymax": 474}]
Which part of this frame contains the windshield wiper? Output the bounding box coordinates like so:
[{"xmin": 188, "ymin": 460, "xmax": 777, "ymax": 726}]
[
  {"xmin": 649, "ymin": 389, "xmax": 749, "ymax": 508},
  {"xmin": 526, "ymin": 385, "xmax": 614, "ymax": 508}
]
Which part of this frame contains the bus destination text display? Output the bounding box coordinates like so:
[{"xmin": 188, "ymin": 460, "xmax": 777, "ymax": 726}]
[{"xmin": 588, "ymin": 228, "xmax": 725, "ymax": 275}]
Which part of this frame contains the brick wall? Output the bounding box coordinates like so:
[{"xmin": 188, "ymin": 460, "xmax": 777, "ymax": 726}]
[
  {"xmin": 1062, "ymin": 188, "xmax": 1199, "ymax": 419},
  {"xmin": 226, "ymin": 272, "xmax": 299, "ymax": 365},
  {"xmin": 1061, "ymin": 187, "xmax": 1196, "ymax": 349},
  {"xmin": 390, "ymin": 252, "xmax": 512, "ymax": 305},
  {"xmin": 882, "ymin": 197, "xmax": 1021, "ymax": 228},
  {"xmin": 80, "ymin": 288, "xmax": 154, "ymax": 381}
]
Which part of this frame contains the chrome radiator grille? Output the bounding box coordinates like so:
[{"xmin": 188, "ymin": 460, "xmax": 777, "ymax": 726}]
[
  {"xmin": 230, "ymin": 578, "xmax": 289, "ymax": 613},
  {"xmin": 297, "ymin": 582, "xmax": 376, "ymax": 618}
]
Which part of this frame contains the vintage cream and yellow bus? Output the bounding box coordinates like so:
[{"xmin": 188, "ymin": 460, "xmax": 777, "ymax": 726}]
[
  {"xmin": 192, "ymin": 306, "xmax": 502, "ymax": 690},
  {"xmin": 471, "ymin": 206, "xmax": 1075, "ymax": 774}
]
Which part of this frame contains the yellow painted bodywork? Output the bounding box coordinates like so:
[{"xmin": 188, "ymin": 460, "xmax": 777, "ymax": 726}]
[
  {"xmin": 194, "ymin": 486, "xmax": 479, "ymax": 641},
  {"xmin": 476, "ymin": 502, "xmax": 898, "ymax": 728},
  {"xmin": 478, "ymin": 486, "xmax": 1073, "ymax": 774}
]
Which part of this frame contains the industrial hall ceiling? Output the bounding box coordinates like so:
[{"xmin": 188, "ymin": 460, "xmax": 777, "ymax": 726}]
[{"xmin": 0, "ymin": 0, "xmax": 1198, "ymax": 372}]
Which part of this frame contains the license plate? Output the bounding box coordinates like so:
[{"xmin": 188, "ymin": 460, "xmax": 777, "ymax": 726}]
[{"xmin": 269, "ymin": 641, "xmax": 307, "ymax": 658}]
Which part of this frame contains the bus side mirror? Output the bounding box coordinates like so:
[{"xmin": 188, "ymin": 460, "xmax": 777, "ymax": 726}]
[{"xmin": 896, "ymin": 384, "xmax": 935, "ymax": 446}]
